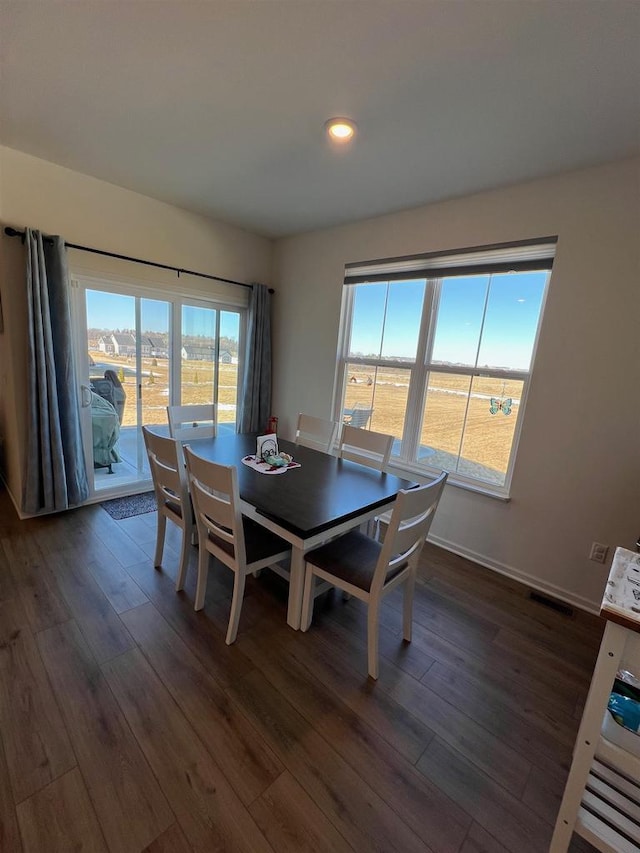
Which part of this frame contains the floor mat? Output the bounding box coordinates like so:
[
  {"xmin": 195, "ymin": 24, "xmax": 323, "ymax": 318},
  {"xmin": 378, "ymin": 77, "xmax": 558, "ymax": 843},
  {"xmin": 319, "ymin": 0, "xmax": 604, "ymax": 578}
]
[{"xmin": 100, "ymin": 491, "xmax": 156, "ymax": 520}]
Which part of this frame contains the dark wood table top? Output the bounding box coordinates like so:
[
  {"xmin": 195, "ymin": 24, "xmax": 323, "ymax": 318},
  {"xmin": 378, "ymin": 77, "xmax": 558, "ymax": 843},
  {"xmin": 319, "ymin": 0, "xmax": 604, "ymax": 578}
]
[{"xmin": 184, "ymin": 433, "xmax": 415, "ymax": 540}]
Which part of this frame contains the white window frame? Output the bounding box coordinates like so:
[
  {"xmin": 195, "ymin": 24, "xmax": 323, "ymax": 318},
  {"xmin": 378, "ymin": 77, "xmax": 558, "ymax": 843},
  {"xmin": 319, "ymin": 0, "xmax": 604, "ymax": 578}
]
[
  {"xmin": 70, "ymin": 270, "xmax": 246, "ymax": 497},
  {"xmin": 333, "ymin": 240, "xmax": 555, "ymax": 498},
  {"xmin": 72, "ymin": 272, "xmax": 246, "ymax": 414}
]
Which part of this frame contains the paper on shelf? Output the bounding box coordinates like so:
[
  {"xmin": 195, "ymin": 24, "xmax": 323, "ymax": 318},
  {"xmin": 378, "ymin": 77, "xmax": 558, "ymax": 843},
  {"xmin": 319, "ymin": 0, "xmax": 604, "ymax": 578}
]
[{"xmin": 602, "ymin": 547, "xmax": 640, "ymax": 626}]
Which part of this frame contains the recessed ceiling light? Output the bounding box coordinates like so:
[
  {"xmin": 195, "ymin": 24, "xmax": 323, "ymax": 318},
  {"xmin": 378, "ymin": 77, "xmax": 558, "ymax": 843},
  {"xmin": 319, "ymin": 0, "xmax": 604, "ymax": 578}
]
[{"xmin": 325, "ymin": 117, "xmax": 357, "ymax": 143}]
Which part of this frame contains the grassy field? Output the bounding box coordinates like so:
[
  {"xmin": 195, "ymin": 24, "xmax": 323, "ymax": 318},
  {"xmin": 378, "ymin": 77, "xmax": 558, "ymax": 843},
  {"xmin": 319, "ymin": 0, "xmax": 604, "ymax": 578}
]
[
  {"xmin": 89, "ymin": 351, "xmax": 239, "ymax": 428},
  {"xmin": 91, "ymin": 351, "xmax": 519, "ymax": 484},
  {"xmin": 344, "ymin": 364, "xmax": 522, "ymax": 483}
]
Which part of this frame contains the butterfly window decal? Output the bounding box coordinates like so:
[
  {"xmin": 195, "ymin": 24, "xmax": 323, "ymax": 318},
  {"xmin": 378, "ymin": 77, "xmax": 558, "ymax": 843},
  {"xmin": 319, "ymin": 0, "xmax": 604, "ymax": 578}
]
[{"xmin": 489, "ymin": 383, "xmax": 513, "ymax": 416}]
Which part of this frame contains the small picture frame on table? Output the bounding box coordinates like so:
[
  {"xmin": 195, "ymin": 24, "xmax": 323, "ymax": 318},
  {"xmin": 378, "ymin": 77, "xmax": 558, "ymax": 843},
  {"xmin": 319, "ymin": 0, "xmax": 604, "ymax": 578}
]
[{"xmin": 256, "ymin": 433, "xmax": 278, "ymax": 461}]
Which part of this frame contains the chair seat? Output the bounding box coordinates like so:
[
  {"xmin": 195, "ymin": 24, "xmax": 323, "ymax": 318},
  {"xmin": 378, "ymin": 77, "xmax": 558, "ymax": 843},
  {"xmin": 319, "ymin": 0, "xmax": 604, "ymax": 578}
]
[
  {"xmin": 209, "ymin": 517, "xmax": 289, "ymax": 565},
  {"xmin": 306, "ymin": 529, "xmax": 407, "ymax": 593}
]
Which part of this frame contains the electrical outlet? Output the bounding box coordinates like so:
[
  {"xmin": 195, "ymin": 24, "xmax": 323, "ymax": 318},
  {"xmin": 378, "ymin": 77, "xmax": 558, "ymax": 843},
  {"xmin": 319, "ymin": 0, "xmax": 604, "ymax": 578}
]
[{"xmin": 589, "ymin": 542, "xmax": 609, "ymax": 564}]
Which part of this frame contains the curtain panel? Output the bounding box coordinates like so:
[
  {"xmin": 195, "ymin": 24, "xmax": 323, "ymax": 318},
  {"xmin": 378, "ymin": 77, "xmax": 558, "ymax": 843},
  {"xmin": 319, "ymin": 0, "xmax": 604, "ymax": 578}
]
[
  {"xmin": 238, "ymin": 283, "xmax": 272, "ymax": 434},
  {"xmin": 23, "ymin": 229, "xmax": 89, "ymax": 513}
]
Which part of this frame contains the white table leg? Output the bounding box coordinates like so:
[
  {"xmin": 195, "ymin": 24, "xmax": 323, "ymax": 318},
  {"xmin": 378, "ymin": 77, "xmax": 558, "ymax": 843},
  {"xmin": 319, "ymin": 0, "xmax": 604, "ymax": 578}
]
[{"xmin": 287, "ymin": 547, "xmax": 305, "ymax": 630}]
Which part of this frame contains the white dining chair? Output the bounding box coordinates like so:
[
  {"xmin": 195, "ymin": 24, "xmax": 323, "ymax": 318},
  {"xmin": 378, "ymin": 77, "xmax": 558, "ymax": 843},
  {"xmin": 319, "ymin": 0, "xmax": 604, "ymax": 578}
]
[
  {"xmin": 295, "ymin": 413, "xmax": 337, "ymax": 453},
  {"xmin": 142, "ymin": 426, "xmax": 195, "ymax": 592},
  {"xmin": 167, "ymin": 404, "xmax": 216, "ymax": 440},
  {"xmin": 339, "ymin": 423, "xmax": 393, "ymax": 472},
  {"xmin": 300, "ymin": 471, "xmax": 448, "ymax": 679},
  {"xmin": 184, "ymin": 446, "xmax": 291, "ymax": 644},
  {"xmin": 339, "ymin": 424, "xmax": 395, "ymax": 542}
]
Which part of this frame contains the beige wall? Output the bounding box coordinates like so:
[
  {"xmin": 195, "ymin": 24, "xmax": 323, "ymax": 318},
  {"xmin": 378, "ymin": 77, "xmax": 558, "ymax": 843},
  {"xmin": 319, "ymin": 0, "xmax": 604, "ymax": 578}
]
[
  {"xmin": 273, "ymin": 158, "xmax": 640, "ymax": 610},
  {"xmin": 2, "ymin": 145, "xmax": 638, "ymax": 610},
  {"xmin": 0, "ymin": 145, "xmax": 272, "ymax": 507}
]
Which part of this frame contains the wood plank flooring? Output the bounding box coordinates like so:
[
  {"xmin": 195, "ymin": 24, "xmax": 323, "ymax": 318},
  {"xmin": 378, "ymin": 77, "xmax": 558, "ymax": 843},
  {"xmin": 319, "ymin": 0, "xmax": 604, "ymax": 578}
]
[{"xmin": 0, "ymin": 488, "xmax": 603, "ymax": 852}]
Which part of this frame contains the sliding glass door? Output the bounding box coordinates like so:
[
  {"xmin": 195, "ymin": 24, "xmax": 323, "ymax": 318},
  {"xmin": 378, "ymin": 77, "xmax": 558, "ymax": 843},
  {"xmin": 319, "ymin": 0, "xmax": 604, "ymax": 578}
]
[
  {"xmin": 80, "ymin": 290, "xmax": 172, "ymax": 492},
  {"xmin": 218, "ymin": 310, "xmax": 241, "ymax": 434},
  {"xmin": 180, "ymin": 303, "xmax": 216, "ymax": 407},
  {"xmin": 74, "ymin": 278, "xmax": 243, "ymax": 498},
  {"xmin": 180, "ymin": 303, "xmax": 241, "ymax": 436}
]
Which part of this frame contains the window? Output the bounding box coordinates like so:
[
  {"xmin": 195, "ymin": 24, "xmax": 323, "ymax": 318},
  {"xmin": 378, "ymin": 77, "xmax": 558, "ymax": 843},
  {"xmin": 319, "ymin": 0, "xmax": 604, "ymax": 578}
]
[{"xmin": 335, "ymin": 240, "xmax": 554, "ymax": 494}]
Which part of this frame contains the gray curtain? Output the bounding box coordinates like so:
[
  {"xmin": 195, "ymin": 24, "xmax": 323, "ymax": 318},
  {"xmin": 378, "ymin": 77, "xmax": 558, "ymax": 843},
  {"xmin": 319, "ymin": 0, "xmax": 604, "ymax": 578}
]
[
  {"xmin": 238, "ymin": 283, "xmax": 272, "ymax": 433},
  {"xmin": 23, "ymin": 229, "xmax": 89, "ymax": 513}
]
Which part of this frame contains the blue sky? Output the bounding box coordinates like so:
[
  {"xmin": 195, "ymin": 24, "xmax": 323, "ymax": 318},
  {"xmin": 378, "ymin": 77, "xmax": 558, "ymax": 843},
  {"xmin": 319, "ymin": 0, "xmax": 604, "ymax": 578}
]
[
  {"xmin": 86, "ymin": 291, "xmax": 239, "ymax": 340},
  {"xmin": 349, "ymin": 271, "xmax": 547, "ymax": 370}
]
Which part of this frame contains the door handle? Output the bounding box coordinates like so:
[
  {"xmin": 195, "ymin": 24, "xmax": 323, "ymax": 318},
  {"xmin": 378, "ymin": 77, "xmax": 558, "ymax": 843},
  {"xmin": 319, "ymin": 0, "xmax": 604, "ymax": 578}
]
[{"xmin": 80, "ymin": 384, "xmax": 92, "ymax": 408}]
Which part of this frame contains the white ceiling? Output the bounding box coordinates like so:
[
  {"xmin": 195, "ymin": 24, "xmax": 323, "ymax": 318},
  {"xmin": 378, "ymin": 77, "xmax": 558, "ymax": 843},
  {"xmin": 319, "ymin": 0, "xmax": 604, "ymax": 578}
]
[{"xmin": 1, "ymin": 1, "xmax": 638, "ymax": 238}]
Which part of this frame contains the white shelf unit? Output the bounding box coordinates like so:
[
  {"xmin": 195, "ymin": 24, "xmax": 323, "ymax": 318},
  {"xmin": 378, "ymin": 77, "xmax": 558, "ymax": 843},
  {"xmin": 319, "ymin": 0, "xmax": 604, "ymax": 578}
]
[{"xmin": 551, "ymin": 547, "xmax": 640, "ymax": 852}]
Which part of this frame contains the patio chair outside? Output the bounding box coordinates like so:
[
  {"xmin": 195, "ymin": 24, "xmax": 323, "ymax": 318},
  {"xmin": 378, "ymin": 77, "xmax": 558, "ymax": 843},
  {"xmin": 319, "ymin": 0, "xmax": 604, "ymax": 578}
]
[{"xmin": 345, "ymin": 402, "xmax": 373, "ymax": 429}]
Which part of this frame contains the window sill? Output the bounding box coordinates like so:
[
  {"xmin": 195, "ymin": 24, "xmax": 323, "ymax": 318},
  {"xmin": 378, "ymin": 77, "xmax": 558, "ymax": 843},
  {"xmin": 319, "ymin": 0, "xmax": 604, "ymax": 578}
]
[{"xmin": 385, "ymin": 458, "xmax": 512, "ymax": 502}]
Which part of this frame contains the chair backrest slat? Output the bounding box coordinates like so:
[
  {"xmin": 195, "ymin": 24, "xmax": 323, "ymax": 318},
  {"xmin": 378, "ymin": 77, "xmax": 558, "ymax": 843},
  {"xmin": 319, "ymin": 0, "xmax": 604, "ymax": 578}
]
[
  {"xmin": 167, "ymin": 404, "xmax": 217, "ymax": 440},
  {"xmin": 151, "ymin": 456, "xmax": 183, "ymax": 496},
  {"xmin": 372, "ymin": 471, "xmax": 448, "ymax": 593},
  {"xmin": 339, "ymin": 424, "xmax": 393, "ymax": 471},
  {"xmin": 296, "ymin": 413, "xmax": 337, "ymax": 453},
  {"xmin": 190, "ymin": 481, "xmax": 237, "ymax": 548},
  {"xmin": 183, "ymin": 446, "xmax": 246, "ymax": 569}
]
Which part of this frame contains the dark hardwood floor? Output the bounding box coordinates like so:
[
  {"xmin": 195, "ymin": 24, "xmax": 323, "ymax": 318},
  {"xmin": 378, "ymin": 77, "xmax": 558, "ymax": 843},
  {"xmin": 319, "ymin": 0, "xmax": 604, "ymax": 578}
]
[{"xmin": 0, "ymin": 487, "xmax": 603, "ymax": 852}]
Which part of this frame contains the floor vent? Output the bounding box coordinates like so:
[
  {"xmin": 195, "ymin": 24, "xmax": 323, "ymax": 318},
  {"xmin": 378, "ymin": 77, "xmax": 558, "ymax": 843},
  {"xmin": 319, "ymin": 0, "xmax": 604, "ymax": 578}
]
[{"xmin": 529, "ymin": 591, "xmax": 574, "ymax": 616}]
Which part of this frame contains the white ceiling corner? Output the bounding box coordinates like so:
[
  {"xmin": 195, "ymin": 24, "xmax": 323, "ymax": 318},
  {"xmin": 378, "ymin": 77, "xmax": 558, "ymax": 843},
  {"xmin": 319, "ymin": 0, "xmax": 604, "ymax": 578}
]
[{"xmin": 1, "ymin": 0, "xmax": 638, "ymax": 238}]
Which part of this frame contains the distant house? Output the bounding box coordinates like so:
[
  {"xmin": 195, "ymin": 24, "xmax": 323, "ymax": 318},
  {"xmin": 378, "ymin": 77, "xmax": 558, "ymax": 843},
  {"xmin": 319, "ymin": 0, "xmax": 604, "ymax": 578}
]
[
  {"xmin": 111, "ymin": 333, "xmax": 137, "ymax": 356},
  {"xmin": 181, "ymin": 344, "xmax": 215, "ymax": 361},
  {"xmin": 220, "ymin": 350, "xmax": 232, "ymax": 364},
  {"xmin": 97, "ymin": 335, "xmax": 114, "ymax": 354},
  {"xmin": 146, "ymin": 336, "xmax": 169, "ymax": 358}
]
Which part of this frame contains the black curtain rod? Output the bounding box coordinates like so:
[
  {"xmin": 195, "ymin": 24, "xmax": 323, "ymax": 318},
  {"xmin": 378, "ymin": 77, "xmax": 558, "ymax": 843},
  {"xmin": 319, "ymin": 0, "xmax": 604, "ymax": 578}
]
[{"xmin": 3, "ymin": 226, "xmax": 274, "ymax": 294}]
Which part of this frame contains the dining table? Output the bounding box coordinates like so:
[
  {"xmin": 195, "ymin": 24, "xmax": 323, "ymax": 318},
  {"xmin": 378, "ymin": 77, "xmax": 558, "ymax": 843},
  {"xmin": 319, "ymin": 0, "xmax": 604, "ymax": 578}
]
[{"xmin": 181, "ymin": 432, "xmax": 416, "ymax": 629}]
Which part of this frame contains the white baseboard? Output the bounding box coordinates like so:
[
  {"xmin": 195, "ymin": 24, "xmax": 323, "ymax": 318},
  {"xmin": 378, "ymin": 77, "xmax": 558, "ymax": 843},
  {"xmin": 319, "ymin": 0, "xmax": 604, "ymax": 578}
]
[
  {"xmin": 0, "ymin": 470, "xmax": 151, "ymax": 520},
  {"xmin": 428, "ymin": 533, "xmax": 601, "ymax": 616},
  {"xmin": 0, "ymin": 470, "xmax": 28, "ymax": 520}
]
